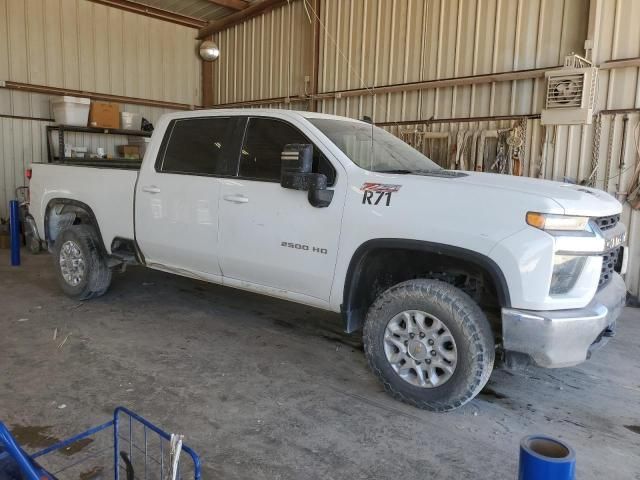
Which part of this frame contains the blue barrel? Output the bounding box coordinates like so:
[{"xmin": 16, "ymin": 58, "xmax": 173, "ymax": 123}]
[
  {"xmin": 9, "ymin": 200, "xmax": 20, "ymax": 266},
  {"xmin": 519, "ymin": 435, "xmax": 575, "ymax": 480}
]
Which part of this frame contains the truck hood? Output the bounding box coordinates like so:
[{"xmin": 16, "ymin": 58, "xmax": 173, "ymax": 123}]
[{"xmin": 449, "ymin": 171, "xmax": 622, "ymax": 217}]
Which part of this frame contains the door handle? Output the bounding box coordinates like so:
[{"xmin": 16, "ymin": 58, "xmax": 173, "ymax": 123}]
[
  {"xmin": 141, "ymin": 185, "xmax": 161, "ymax": 194},
  {"xmin": 223, "ymin": 194, "xmax": 249, "ymax": 204}
]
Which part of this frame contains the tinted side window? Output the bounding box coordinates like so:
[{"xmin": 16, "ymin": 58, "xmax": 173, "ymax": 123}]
[
  {"xmin": 239, "ymin": 118, "xmax": 335, "ymax": 184},
  {"xmin": 160, "ymin": 117, "xmax": 234, "ymax": 176}
]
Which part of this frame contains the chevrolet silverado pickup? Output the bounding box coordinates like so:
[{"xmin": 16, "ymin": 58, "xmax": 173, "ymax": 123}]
[{"xmin": 27, "ymin": 110, "xmax": 628, "ymax": 411}]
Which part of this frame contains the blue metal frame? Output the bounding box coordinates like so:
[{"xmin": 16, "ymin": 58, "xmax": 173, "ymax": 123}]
[
  {"xmin": 0, "ymin": 421, "xmax": 43, "ymax": 480},
  {"xmin": 112, "ymin": 407, "xmax": 202, "ymax": 480},
  {"xmin": 0, "ymin": 407, "xmax": 201, "ymax": 480}
]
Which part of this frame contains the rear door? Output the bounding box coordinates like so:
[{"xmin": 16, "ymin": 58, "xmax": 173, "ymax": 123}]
[
  {"xmin": 218, "ymin": 116, "xmax": 346, "ymax": 302},
  {"xmin": 135, "ymin": 116, "xmax": 242, "ymax": 277}
]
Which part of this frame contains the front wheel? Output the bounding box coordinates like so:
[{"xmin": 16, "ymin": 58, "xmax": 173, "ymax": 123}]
[
  {"xmin": 53, "ymin": 224, "xmax": 112, "ymax": 300},
  {"xmin": 363, "ymin": 279, "xmax": 494, "ymax": 412}
]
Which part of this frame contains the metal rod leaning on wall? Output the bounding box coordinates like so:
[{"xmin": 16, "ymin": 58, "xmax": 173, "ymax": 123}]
[
  {"xmin": 9, "ymin": 200, "xmax": 20, "ymax": 267},
  {"xmin": 616, "ymin": 115, "xmax": 630, "ymax": 199}
]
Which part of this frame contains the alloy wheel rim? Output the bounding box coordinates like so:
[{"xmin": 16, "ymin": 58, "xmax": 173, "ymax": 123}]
[
  {"xmin": 59, "ymin": 240, "xmax": 85, "ymax": 286},
  {"xmin": 383, "ymin": 310, "xmax": 458, "ymax": 388}
]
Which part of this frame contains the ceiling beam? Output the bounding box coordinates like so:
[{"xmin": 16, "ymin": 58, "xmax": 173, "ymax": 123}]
[
  {"xmin": 88, "ymin": 0, "xmax": 206, "ymax": 28},
  {"xmin": 197, "ymin": 0, "xmax": 293, "ymax": 38},
  {"xmin": 207, "ymin": 0, "xmax": 250, "ymax": 10}
]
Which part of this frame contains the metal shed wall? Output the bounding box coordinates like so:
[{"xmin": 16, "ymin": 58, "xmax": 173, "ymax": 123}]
[
  {"xmin": 0, "ymin": 0, "xmax": 201, "ymax": 220},
  {"xmin": 209, "ymin": 0, "xmax": 313, "ymax": 107},
  {"xmin": 0, "ymin": 0, "xmax": 201, "ymax": 106}
]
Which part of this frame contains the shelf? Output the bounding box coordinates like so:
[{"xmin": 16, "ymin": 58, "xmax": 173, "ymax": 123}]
[
  {"xmin": 47, "ymin": 124, "xmax": 152, "ymax": 137},
  {"xmin": 46, "ymin": 124, "xmax": 151, "ymax": 164}
]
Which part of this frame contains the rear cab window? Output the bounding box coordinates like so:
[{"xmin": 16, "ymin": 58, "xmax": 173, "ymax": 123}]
[{"xmin": 157, "ymin": 117, "xmax": 242, "ymax": 176}]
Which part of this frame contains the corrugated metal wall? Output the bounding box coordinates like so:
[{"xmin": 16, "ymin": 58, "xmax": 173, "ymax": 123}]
[
  {"xmin": 206, "ymin": 0, "xmax": 640, "ymax": 296},
  {"xmin": 210, "ymin": 0, "xmax": 313, "ymax": 106},
  {"xmin": 0, "ymin": 0, "xmax": 201, "ymax": 106},
  {"xmin": 317, "ymin": 0, "xmax": 587, "ymax": 118},
  {"xmin": 0, "ymin": 0, "xmax": 201, "ymax": 220}
]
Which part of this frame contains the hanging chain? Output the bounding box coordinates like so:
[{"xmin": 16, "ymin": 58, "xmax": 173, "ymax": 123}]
[
  {"xmin": 492, "ymin": 129, "xmax": 510, "ymax": 174},
  {"xmin": 537, "ymin": 126, "xmax": 547, "ymax": 179},
  {"xmin": 587, "ymin": 113, "xmax": 601, "ymax": 187},
  {"xmin": 603, "ymin": 115, "xmax": 616, "ymax": 191},
  {"xmin": 504, "ymin": 119, "xmax": 526, "ymax": 175}
]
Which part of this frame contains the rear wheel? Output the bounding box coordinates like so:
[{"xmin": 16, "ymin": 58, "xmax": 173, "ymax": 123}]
[
  {"xmin": 53, "ymin": 224, "xmax": 112, "ymax": 300},
  {"xmin": 363, "ymin": 279, "xmax": 494, "ymax": 411}
]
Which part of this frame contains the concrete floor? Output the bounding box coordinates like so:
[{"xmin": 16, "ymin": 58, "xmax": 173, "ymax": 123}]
[{"xmin": 1, "ymin": 250, "xmax": 640, "ymax": 479}]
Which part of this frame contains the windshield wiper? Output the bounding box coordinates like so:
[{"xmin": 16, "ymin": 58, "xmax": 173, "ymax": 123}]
[{"xmin": 375, "ymin": 169, "xmax": 414, "ymax": 174}]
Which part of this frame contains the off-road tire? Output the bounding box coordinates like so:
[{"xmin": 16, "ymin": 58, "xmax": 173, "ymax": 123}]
[
  {"xmin": 53, "ymin": 224, "xmax": 112, "ymax": 300},
  {"xmin": 363, "ymin": 279, "xmax": 494, "ymax": 412}
]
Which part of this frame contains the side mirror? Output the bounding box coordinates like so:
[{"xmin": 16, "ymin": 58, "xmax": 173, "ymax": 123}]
[{"xmin": 280, "ymin": 144, "xmax": 334, "ymax": 208}]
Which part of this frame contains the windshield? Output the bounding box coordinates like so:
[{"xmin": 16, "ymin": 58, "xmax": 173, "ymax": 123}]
[{"xmin": 309, "ymin": 118, "xmax": 441, "ymax": 173}]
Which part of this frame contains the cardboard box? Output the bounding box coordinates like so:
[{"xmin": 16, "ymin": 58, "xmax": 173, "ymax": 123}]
[
  {"xmin": 89, "ymin": 102, "xmax": 120, "ymax": 128},
  {"xmin": 127, "ymin": 136, "xmax": 151, "ymax": 157},
  {"xmin": 116, "ymin": 145, "xmax": 141, "ymax": 160}
]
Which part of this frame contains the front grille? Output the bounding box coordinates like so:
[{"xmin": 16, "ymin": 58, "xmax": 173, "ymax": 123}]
[
  {"xmin": 599, "ymin": 247, "xmax": 622, "ymax": 288},
  {"xmin": 595, "ymin": 214, "xmax": 620, "ymax": 231}
]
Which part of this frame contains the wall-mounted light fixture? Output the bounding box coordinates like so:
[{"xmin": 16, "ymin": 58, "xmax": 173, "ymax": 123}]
[{"xmin": 199, "ymin": 41, "xmax": 220, "ymax": 61}]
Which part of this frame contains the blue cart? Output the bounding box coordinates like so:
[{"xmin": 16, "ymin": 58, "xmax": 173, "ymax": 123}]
[{"xmin": 0, "ymin": 407, "xmax": 201, "ymax": 480}]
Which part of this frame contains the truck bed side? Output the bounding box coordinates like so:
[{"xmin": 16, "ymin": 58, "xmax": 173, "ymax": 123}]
[{"xmin": 30, "ymin": 163, "xmax": 138, "ymax": 253}]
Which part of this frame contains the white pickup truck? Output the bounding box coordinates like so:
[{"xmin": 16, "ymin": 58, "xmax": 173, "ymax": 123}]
[{"xmin": 27, "ymin": 109, "xmax": 628, "ymax": 411}]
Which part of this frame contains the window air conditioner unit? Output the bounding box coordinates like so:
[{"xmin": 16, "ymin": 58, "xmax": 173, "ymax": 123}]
[{"xmin": 541, "ymin": 60, "xmax": 598, "ymax": 125}]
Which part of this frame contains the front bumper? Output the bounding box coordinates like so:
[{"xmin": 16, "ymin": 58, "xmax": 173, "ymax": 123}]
[{"xmin": 501, "ymin": 273, "xmax": 627, "ymax": 368}]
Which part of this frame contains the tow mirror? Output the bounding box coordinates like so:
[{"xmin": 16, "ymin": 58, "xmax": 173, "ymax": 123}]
[{"xmin": 280, "ymin": 144, "xmax": 334, "ymax": 208}]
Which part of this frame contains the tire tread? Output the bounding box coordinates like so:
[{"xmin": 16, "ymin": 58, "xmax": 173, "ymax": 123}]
[
  {"xmin": 363, "ymin": 279, "xmax": 494, "ymax": 412},
  {"xmin": 53, "ymin": 224, "xmax": 112, "ymax": 300}
]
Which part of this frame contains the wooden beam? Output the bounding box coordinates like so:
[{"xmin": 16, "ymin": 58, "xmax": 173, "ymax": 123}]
[
  {"xmin": 2, "ymin": 81, "xmax": 198, "ymax": 111},
  {"xmin": 375, "ymin": 114, "xmax": 542, "ymax": 127},
  {"xmin": 88, "ymin": 0, "xmax": 206, "ymax": 28},
  {"xmin": 207, "ymin": 0, "xmax": 250, "ymax": 10},
  {"xmin": 197, "ymin": 0, "xmax": 293, "ymax": 39},
  {"xmin": 599, "ymin": 56, "xmax": 640, "ymax": 70},
  {"xmin": 313, "ymin": 66, "xmax": 562, "ymax": 100},
  {"xmin": 201, "ymin": 35, "xmax": 216, "ymax": 107}
]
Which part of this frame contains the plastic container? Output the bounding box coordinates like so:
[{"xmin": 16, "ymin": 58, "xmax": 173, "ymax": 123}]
[
  {"xmin": 120, "ymin": 111, "xmax": 142, "ymax": 131},
  {"xmin": 519, "ymin": 435, "xmax": 575, "ymax": 480},
  {"xmin": 71, "ymin": 146, "xmax": 88, "ymax": 158},
  {"xmin": 51, "ymin": 96, "xmax": 90, "ymax": 126},
  {"xmin": 127, "ymin": 136, "xmax": 151, "ymax": 157}
]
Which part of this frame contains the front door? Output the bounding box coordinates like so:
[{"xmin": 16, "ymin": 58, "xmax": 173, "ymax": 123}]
[
  {"xmin": 218, "ymin": 117, "xmax": 345, "ymax": 302},
  {"xmin": 135, "ymin": 116, "xmax": 242, "ymax": 277}
]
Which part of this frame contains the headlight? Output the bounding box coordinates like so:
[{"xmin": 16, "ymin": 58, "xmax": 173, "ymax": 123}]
[
  {"xmin": 526, "ymin": 212, "xmax": 591, "ymax": 232},
  {"xmin": 550, "ymin": 255, "xmax": 587, "ymax": 295}
]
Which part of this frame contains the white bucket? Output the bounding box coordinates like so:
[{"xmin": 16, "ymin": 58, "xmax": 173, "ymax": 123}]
[
  {"xmin": 120, "ymin": 112, "xmax": 142, "ymax": 131},
  {"xmin": 51, "ymin": 96, "xmax": 90, "ymax": 126}
]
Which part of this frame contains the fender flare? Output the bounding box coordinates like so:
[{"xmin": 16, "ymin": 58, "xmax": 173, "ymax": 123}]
[
  {"xmin": 341, "ymin": 238, "xmax": 512, "ymax": 333},
  {"xmin": 44, "ymin": 198, "xmax": 107, "ymax": 254}
]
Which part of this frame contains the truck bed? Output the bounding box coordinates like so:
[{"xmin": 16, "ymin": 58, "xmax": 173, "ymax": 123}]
[{"xmin": 29, "ymin": 163, "xmax": 139, "ymax": 252}]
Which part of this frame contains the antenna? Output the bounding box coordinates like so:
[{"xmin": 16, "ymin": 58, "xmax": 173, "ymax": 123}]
[{"xmin": 303, "ymin": 0, "xmax": 377, "ymax": 169}]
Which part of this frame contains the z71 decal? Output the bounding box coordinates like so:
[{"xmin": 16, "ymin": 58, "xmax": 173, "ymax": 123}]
[{"xmin": 360, "ymin": 182, "xmax": 402, "ymax": 206}]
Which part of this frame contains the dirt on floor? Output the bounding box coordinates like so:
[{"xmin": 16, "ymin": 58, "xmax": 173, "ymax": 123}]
[{"xmin": 1, "ymin": 251, "xmax": 639, "ymax": 479}]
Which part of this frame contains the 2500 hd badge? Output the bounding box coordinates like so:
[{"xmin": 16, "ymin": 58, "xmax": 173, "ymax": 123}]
[{"xmin": 281, "ymin": 242, "xmax": 328, "ymax": 254}]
